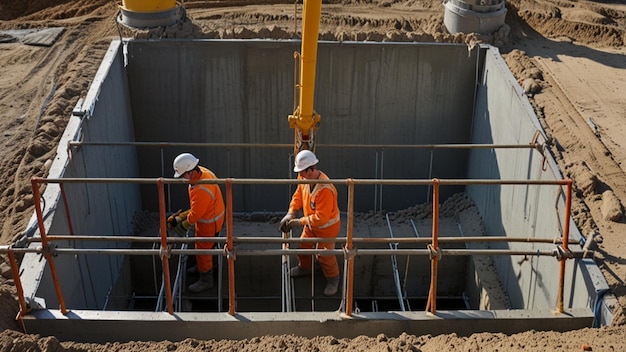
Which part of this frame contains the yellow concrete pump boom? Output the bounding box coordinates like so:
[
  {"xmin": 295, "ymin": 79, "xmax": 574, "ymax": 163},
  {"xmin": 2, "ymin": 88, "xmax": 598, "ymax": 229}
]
[
  {"xmin": 120, "ymin": 0, "xmax": 176, "ymax": 12},
  {"xmin": 288, "ymin": 0, "xmax": 322, "ymax": 153}
]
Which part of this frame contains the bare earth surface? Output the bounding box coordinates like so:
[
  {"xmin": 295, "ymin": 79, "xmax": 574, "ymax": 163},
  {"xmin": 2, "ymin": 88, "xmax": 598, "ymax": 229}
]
[{"xmin": 1, "ymin": 0, "xmax": 626, "ymax": 350}]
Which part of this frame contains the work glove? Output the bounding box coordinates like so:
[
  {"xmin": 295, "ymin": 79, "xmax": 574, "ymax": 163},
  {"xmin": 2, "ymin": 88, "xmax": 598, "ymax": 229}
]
[
  {"xmin": 167, "ymin": 209, "xmax": 190, "ymax": 229},
  {"xmin": 286, "ymin": 218, "xmax": 302, "ymax": 231},
  {"xmin": 174, "ymin": 219, "xmax": 191, "ymax": 236},
  {"xmin": 168, "ymin": 215, "xmax": 182, "ymax": 229},
  {"xmin": 279, "ymin": 213, "xmax": 294, "ymax": 233},
  {"xmin": 167, "ymin": 209, "xmax": 182, "ymax": 229}
]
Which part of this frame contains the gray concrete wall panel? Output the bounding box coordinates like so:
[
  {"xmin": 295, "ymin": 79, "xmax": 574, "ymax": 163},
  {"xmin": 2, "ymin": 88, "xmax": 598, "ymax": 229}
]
[
  {"xmin": 125, "ymin": 40, "xmax": 477, "ymax": 213},
  {"xmin": 20, "ymin": 41, "xmax": 142, "ymax": 310},
  {"xmin": 466, "ymin": 46, "xmax": 601, "ymax": 313}
]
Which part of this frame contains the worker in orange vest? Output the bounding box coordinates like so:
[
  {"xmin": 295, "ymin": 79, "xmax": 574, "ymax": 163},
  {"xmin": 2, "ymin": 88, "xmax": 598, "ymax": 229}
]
[
  {"xmin": 169, "ymin": 152, "xmax": 225, "ymax": 292},
  {"xmin": 280, "ymin": 150, "xmax": 341, "ymax": 296}
]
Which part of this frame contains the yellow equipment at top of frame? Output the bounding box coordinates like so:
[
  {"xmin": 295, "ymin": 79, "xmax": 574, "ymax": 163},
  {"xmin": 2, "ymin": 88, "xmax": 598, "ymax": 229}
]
[
  {"xmin": 120, "ymin": 0, "xmax": 176, "ymax": 12},
  {"xmin": 288, "ymin": 0, "xmax": 323, "ymax": 153}
]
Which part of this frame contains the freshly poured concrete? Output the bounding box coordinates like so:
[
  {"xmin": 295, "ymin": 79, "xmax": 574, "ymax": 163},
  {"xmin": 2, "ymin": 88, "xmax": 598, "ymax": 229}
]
[{"xmin": 16, "ymin": 39, "xmax": 615, "ymax": 341}]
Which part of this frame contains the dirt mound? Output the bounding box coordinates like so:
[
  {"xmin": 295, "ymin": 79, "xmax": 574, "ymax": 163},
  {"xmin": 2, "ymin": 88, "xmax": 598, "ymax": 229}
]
[
  {"xmin": 0, "ymin": 276, "xmax": 20, "ymax": 332},
  {"xmin": 2, "ymin": 0, "xmax": 626, "ymax": 350},
  {"xmin": 0, "ymin": 0, "xmax": 111, "ymax": 22},
  {"xmin": 1, "ymin": 326, "xmax": 625, "ymax": 351},
  {"xmin": 507, "ymin": 0, "xmax": 626, "ymax": 46}
]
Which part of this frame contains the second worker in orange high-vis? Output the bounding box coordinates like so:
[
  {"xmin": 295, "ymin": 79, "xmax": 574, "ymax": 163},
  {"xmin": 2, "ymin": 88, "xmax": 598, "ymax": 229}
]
[
  {"xmin": 169, "ymin": 152, "xmax": 225, "ymax": 293},
  {"xmin": 279, "ymin": 150, "xmax": 341, "ymax": 296}
]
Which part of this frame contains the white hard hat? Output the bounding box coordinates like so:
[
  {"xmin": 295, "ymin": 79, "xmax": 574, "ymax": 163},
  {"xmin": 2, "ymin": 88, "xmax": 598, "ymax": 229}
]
[
  {"xmin": 293, "ymin": 150, "xmax": 319, "ymax": 172},
  {"xmin": 173, "ymin": 153, "xmax": 199, "ymax": 178}
]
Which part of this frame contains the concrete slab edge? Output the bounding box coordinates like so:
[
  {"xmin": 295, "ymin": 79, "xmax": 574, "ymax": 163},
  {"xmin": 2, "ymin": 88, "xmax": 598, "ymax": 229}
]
[{"xmin": 21, "ymin": 308, "xmax": 594, "ymax": 343}]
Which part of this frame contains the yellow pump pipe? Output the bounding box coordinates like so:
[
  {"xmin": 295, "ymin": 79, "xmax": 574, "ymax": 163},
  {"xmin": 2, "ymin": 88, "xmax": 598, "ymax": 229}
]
[
  {"xmin": 288, "ymin": 0, "xmax": 322, "ymax": 152},
  {"xmin": 121, "ymin": 0, "xmax": 176, "ymax": 12}
]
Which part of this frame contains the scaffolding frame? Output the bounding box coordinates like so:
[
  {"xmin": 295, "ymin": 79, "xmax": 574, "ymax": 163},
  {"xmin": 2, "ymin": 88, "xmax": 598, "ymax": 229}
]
[{"xmin": 1, "ymin": 175, "xmax": 578, "ymax": 325}]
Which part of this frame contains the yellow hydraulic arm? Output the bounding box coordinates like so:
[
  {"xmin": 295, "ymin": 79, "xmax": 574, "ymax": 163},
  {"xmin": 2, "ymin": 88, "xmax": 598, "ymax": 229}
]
[{"xmin": 288, "ymin": 0, "xmax": 322, "ymax": 153}]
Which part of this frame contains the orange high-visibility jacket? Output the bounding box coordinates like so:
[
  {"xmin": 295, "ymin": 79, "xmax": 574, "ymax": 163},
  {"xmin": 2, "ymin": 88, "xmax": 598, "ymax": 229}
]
[
  {"xmin": 187, "ymin": 166, "xmax": 225, "ymax": 236},
  {"xmin": 288, "ymin": 171, "xmax": 340, "ymax": 230}
]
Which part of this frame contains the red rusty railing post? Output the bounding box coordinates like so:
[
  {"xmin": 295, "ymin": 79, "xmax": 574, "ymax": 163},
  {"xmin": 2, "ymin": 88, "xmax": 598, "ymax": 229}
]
[
  {"xmin": 557, "ymin": 179, "xmax": 573, "ymax": 313},
  {"xmin": 157, "ymin": 178, "xmax": 174, "ymax": 314},
  {"xmin": 425, "ymin": 178, "xmax": 440, "ymax": 315},
  {"xmin": 31, "ymin": 177, "xmax": 67, "ymax": 314},
  {"xmin": 7, "ymin": 247, "xmax": 29, "ymax": 330}
]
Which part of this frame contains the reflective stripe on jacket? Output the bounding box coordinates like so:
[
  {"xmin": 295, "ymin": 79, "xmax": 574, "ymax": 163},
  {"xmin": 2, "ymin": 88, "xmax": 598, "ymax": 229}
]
[
  {"xmin": 288, "ymin": 171, "xmax": 340, "ymax": 230},
  {"xmin": 187, "ymin": 166, "xmax": 225, "ymax": 235}
]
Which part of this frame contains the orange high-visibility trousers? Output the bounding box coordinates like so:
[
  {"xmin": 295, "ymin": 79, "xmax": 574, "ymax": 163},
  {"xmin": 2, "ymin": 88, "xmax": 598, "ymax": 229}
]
[
  {"xmin": 194, "ymin": 226, "xmax": 219, "ymax": 273},
  {"xmin": 296, "ymin": 221, "xmax": 340, "ymax": 278},
  {"xmin": 195, "ymin": 238, "xmax": 215, "ymax": 273}
]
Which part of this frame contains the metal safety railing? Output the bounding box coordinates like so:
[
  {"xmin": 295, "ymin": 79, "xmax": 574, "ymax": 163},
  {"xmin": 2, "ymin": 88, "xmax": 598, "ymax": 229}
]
[
  {"xmin": 66, "ymin": 134, "xmax": 549, "ymax": 212},
  {"xmin": 0, "ymin": 175, "xmax": 581, "ymax": 323}
]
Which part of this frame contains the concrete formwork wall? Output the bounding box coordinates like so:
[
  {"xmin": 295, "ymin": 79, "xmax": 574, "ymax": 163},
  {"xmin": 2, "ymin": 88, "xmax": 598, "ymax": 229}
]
[
  {"xmin": 20, "ymin": 42, "xmax": 142, "ymax": 310},
  {"xmin": 16, "ymin": 40, "xmax": 614, "ymax": 337},
  {"xmin": 18, "ymin": 40, "xmax": 611, "ymax": 323},
  {"xmin": 466, "ymin": 46, "xmax": 604, "ymax": 313},
  {"xmin": 125, "ymin": 40, "xmax": 478, "ymax": 213}
]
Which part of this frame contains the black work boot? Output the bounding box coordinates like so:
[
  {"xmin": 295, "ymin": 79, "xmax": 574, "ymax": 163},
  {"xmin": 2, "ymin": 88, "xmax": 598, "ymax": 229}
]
[
  {"xmin": 189, "ymin": 269, "xmax": 214, "ymax": 292},
  {"xmin": 290, "ymin": 265, "xmax": 311, "ymax": 278},
  {"xmin": 187, "ymin": 265, "xmax": 199, "ymax": 275},
  {"xmin": 324, "ymin": 276, "xmax": 340, "ymax": 296}
]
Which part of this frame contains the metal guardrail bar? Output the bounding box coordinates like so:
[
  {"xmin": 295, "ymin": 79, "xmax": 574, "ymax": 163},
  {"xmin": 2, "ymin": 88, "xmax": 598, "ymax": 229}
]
[
  {"xmin": 68, "ymin": 141, "xmax": 541, "ymax": 150},
  {"xmin": 0, "ymin": 246, "xmax": 589, "ymax": 258},
  {"xmin": 21, "ymin": 176, "xmax": 572, "ymax": 318},
  {"xmin": 37, "ymin": 177, "xmax": 570, "ymax": 186},
  {"xmin": 32, "ymin": 235, "xmax": 582, "ymax": 245}
]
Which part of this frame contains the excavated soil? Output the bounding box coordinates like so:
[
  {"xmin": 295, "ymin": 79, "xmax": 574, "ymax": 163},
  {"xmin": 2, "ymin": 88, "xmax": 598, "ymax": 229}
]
[{"xmin": 1, "ymin": 0, "xmax": 626, "ymax": 350}]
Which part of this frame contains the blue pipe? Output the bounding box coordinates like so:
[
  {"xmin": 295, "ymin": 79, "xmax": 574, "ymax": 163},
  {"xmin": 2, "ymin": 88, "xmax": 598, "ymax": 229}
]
[{"xmin": 592, "ymin": 288, "xmax": 610, "ymax": 328}]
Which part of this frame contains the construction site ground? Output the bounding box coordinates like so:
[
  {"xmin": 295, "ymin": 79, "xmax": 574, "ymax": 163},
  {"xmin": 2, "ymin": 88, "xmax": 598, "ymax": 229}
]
[{"xmin": 1, "ymin": 0, "xmax": 626, "ymax": 350}]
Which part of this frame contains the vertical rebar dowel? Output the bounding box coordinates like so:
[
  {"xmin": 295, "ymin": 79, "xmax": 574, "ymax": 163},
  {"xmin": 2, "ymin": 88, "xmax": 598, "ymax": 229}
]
[
  {"xmin": 226, "ymin": 179, "xmax": 236, "ymax": 315},
  {"xmin": 427, "ymin": 149, "xmax": 434, "ymax": 203},
  {"xmin": 379, "ymin": 150, "xmax": 384, "ymax": 211},
  {"xmin": 282, "ymin": 230, "xmax": 292, "ymax": 312},
  {"xmin": 346, "ymin": 179, "xmax": 355, "ymax": 316},
  {"xmin": 59, "ymin": 184, "xmax": 75, "ymax": 235}
]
